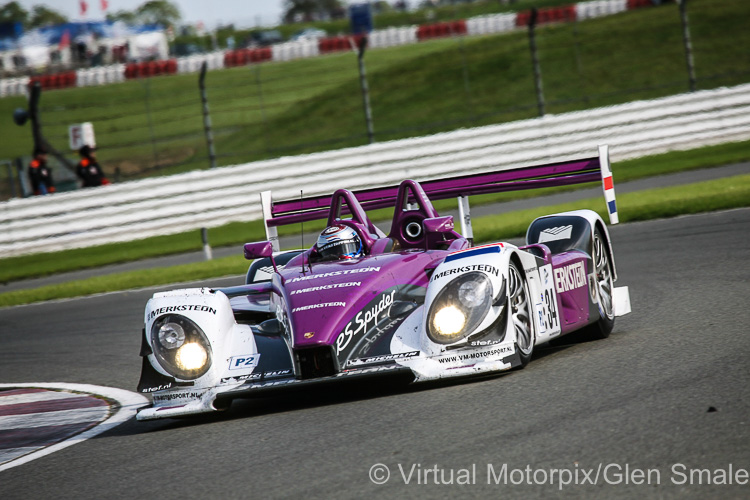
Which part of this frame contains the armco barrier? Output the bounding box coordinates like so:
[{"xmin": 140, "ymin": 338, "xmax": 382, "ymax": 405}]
[{"xmin": 1, "ymin": 83, "xmax": 749, "ymax": 258}]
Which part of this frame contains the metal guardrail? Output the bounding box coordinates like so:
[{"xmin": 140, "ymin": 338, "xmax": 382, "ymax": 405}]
[{"xmin": 1, "ymin": 82, "xmax": 749, "ymax": 258}]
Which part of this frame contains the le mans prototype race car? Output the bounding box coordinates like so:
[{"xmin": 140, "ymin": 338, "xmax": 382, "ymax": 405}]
[{"xmin": 136, "ymin": 146, "xmax": 631, "ymax": 420}]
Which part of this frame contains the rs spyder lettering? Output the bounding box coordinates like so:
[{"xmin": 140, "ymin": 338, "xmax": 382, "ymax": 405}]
[{"xmin": 336, "ymin": 290, "xmax": 396, "ymax": 354}]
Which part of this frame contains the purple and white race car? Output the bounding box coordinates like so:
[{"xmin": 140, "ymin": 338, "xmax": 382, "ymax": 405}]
[{"xmin": 136, "ymin": 147, "xmax": 631, "ymax": 420}]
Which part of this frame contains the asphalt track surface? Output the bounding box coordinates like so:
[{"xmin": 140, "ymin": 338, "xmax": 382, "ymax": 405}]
[{"xmin": 0, "ymin": 207, "xmax": 749, "ymax": 499}]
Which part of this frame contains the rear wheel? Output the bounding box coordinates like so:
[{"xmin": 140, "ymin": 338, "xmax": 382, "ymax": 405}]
[
  {"xmin": 586, "ymin": 228, "xmax": 615, "ymax": 339},
  {"xmin": 509, "ymin": 261, "xmax": 534, "ymax": 368}
]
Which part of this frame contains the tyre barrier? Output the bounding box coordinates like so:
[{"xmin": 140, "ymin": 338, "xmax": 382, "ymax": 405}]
[
  {"xmin": 0, "ymin": 77, "xmax": 30, "ymax": 97},
  {"xmin": 627, "ymin": 0, "xmax": 659, "ymax": 9},
  {"xmin": 416, "ymin": 20, "xmax": 467, "ymax": 40},
  {"xmin": 319, "ymin": 35, "xmax": 365, "ymax": 54},
  {"xmin": 27, "ymin": 71, "xmax": 77, "ymax": 90},
  {"xmin": 516, "ymin": 6, "xmax": 578, "ymax": 27},
  {"xmin": 223, "ymin": 47, "xmax": 273, "ymax": 67},
  {"xmin": 124, "ymin": 59, "xmax": 178, "ymax": 79}
]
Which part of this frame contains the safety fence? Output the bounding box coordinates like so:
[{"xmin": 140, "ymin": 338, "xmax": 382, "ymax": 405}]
[
  {"xmin": 0, "ymin": 0, "xmax": 655, "ymax": 98},
  {"xmin": 1, "ymin": 82, "xmax": 748, "ymax": 258}
]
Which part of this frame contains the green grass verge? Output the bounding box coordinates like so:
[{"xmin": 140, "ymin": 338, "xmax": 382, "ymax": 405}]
[
  {"xmin": 1, "ymin": 0, "xmax": 747, "ymax": 182},
  {"xmin": 1, "ymin": 137, "xmax": 748, "ymax": 285},
  {"xmin": 1, "ymin": 173, "xmax": 748, "ymax": 308}
]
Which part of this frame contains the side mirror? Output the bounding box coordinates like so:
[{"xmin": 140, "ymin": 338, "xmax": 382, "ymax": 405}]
[
  {"xmin": 244, "ymin": 241, "xmax": 274, "ymax": 260},
  {"xmin": 423, "ymin": 216, "xmax": 454, "ymax": 234},
  {"xmin": 257, "ymin": 318, "xmax": 282, "ymax": 336},
  {"xmin": 423, "ymin": 216, "xmax": 456, "ymax": 251}
]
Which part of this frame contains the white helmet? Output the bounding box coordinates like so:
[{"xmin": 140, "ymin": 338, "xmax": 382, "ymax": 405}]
[{"xmin": 316, "ymin": 225, "xmax": 363, "ymax": 261}]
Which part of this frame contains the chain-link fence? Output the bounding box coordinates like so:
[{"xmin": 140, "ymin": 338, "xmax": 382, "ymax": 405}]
[{"xmin": 1, "ymin": 0, "xmax": 748, "ymax": 202}]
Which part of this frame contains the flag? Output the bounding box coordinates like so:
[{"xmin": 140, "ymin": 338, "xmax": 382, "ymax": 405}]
[
  {"xmin": 59, "ymin": 30, "xmax": 71, "ymax": 49},
  {"xmin": 80, "ymin": 0, "xmax": 88, "ymax": 16}
]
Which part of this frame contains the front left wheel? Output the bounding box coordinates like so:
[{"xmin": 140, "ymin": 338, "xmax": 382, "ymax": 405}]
[
  {"xmin": 509, "ymin": 261, "xmax": 534, "ymax": 368},
  {"xmin": 586, "ymin": 228, "xmax": 615, "ymax": 339}
]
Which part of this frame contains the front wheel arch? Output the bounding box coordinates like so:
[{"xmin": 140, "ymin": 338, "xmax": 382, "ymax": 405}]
[
  {"xmin": 584, "ymin": 225, "xmax": 616, "ymax": 339},
  {"xmin": 508, "ymin": 256, "xmax": 535, "ymax": 368}
]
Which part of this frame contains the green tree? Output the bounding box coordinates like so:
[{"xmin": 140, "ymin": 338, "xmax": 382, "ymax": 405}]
[
  {"xmin": 136, "ymin": 0, "xmax": 181, "ymax": 28},
  {"xmin": 283, "ymin": 0, "xmax": 345, "ymax": 23},
  {"xmin": 28, "ymin": 5, "xmax": 67, "ymax": 28},
  {"xmin": 106, "ymin": 9, "xmax": 138, "ymax": 24},
  {"xmin": 371, "ymin": 1, "xmax": 392, "ymax": 14},
  {"xmin": 0, "ymin": 1, "xmax": 29, "ymax": 25}
]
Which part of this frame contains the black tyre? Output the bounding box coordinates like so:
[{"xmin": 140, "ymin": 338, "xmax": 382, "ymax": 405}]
[
  {"xmin": 509, "ymin": 261, "xmax": 535, "ymax": 368},
  {"xmin": 584, "ymin": 228, "xmax": 615, "ymax": 339}
]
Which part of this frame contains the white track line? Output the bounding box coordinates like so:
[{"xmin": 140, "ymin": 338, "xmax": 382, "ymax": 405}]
[{"xmin": 0, "ymin": 383, "xmax": 148, "ymax": 472}]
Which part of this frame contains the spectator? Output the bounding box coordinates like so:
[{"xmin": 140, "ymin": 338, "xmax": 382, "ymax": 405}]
[
  {"xmin": 28, "ymin": 148, "xmax": 55, "ymax": 196},
  {"xmin": 76, "ymin": 145, "xmax": 109, "ymax": 188}
]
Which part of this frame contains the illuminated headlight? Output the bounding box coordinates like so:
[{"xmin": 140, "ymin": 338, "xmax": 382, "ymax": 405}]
[
  {"xmin": 433, "ymin": 305, "xmax": 466, "ymax": 336},
  {"xmin": 150, "ymin": 314, "xmax": 212, "ymax": 379},
  {"xmin": 427, "ymin": 272, "xmax": 492, "ymax": 344}
]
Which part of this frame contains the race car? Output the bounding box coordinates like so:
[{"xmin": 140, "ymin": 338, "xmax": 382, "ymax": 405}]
[{"xmin": 136, "ymin": 146, "xmax": 631, "ymax": 420}]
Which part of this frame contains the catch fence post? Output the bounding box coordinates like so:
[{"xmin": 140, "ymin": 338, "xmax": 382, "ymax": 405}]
[
  {"xmin": 354, "ymin": 36, "xmax": 375, "ymax": 144},
  {"xmin": 3, "ymin": 160, "xmax": 17, "ymax": 199},
  {"xmin": 527, "ymin": 8, "xmax": 546, "ymax": 117},
  {"xmin": 201, "ymin": 227, "xmax": 213, "ymax": 260},
  {"xmin": 678, "ymin": 0, "xmax": 697, "ymax": 92},
  {"xmin": 199, "ymin": 61, "xmax": 217, "ymax": 169}
]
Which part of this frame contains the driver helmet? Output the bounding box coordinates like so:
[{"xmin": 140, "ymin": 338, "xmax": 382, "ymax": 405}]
[{"xmin": 316, "ymin": 225, "xmax": 363, "ymax": 261}]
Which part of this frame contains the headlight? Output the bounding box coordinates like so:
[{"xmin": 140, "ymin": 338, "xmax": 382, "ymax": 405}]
[
  {"xmin": 150, "ymin": 314, "xmax": 212, "ymax": 380},
  {"xmin": 427, "ymin": 272, "xmax": 493, "ymax": 344}
]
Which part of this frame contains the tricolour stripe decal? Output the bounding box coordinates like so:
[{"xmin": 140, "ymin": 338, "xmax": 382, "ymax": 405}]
[
  {"xmin": 445, "ymin": 243, "xmax": 503, "ymax": 262},
  {"xmin": 598, "ymin": 144, "xmax": 619, "ymax": 224}
]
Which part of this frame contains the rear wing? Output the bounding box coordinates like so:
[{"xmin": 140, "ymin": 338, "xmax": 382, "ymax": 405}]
[{"xmin": 261, "ymin": 145, "xmax": 618, "ymax": 251}]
